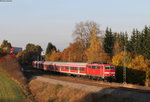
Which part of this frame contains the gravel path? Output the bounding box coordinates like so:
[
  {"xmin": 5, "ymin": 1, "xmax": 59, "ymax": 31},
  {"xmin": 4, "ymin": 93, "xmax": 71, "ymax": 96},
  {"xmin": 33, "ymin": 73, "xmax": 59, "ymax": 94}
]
[{"xmin": 32, "ymin": 76, "xmax": 150, "ymax": 102}]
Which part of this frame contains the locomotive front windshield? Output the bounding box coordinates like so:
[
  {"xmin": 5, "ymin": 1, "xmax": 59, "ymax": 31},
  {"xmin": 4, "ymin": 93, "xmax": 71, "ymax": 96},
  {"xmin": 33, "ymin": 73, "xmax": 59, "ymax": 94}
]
[{"xmin": 105, "ymin": 66, "xmax": 115, "ymax": 70}]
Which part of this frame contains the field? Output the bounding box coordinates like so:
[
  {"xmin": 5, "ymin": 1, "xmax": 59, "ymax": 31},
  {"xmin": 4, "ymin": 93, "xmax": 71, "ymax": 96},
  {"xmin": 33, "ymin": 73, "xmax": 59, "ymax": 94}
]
[{"xmin": 0, "ymin": 71, "xmax": 27, "ymax": 102}]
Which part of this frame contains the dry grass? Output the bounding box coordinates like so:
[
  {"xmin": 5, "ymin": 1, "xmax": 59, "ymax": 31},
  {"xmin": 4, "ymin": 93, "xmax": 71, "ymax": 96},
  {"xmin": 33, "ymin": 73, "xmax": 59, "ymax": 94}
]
[
  {"xmin": 29, "ymin": 80, "xmax": 89, "ymax": 102},
  {"xmin": 29, "ymin": 80, "xmax": 139, "ymax": 102}
]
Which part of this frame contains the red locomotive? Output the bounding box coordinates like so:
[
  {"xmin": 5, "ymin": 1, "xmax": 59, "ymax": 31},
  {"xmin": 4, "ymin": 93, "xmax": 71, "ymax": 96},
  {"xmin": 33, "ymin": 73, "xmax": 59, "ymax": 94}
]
[{"xmin": 32, "ymin": 61, "xmax": 116, "ymax": 80}]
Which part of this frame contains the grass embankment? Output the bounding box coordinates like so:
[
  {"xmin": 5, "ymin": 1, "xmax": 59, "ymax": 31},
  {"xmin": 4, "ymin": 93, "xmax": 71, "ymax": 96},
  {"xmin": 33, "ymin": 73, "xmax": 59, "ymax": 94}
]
[
  {"xmin": 0, "ymin": 55, "xmax": 32, "ymax": 102},
  {"xmin": 0, "ymin": 71, "xmax": 27, "ymax": 102},
  {"xmin": 0, "ymin": 55, "xmax": 27, "ymax": 84}
]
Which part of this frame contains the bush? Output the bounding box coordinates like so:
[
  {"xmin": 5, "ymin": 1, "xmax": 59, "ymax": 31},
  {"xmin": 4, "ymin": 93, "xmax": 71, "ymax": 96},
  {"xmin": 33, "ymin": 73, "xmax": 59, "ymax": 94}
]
[
  {"xmin": 0, "ymin": 48, "xmax": 7, "ymax": 57},
  {"xmin": 116, "ymin": 66, "xmax": 145, "ymax": 85}
]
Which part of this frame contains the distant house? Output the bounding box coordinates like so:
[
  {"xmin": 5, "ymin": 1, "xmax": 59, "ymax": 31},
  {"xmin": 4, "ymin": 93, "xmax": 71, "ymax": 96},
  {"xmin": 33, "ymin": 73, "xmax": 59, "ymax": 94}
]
[{"xmin": 10, "ymin": 47, "xmax": 22, "ymax": 54}]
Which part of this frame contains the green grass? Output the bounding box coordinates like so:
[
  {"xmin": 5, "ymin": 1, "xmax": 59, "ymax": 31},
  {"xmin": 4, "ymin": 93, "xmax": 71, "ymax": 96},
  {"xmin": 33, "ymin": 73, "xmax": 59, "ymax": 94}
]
[{"xmin": 0, "ymin": 71, "xmax": 27, "ymax": 102}]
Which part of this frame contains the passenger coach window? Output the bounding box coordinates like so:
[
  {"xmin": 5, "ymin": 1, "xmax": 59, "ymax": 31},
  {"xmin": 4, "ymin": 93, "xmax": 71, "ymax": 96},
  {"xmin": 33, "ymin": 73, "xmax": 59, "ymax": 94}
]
[
  {"xmin": 61, "ymin": 66, "xmax": 65, "ymax": 70},
  {"xmin": 65, "ymin": 66, "xmax": 69, "ymax": 70},
  {"xmin": 97, "ymin": 66, "xmax": 100, "ymax": 69},
  {"xmin": 80, "ymin": 67, "xmax": 85, "ymax": 71},
  {"xmin": 88, "ymin": 66, "xmax": 92, "ymax": 68},
  {"xmin": 71, "ymin": 67, "xmax": 77, "ymax": 70}
]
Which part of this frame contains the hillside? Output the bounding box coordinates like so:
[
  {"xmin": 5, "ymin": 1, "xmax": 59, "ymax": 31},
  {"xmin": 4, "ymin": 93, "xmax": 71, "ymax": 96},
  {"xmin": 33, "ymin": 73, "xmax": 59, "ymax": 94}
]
[
  {"xmin": 0, "ymin": 55, "xmax": 29, "ymax": 102},
  {"xmin": 0, "ymin": 55, "xmax": 26, "ymax": 84},
  {"xmin": 0, "ymin": 71, "xmax": 27, "ymax": 102}
]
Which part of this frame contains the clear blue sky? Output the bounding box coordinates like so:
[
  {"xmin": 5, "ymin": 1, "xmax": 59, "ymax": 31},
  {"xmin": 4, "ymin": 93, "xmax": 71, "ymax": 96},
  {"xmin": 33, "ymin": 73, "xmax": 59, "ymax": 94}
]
[{"xmin": 0, "ymin": 0, "xmax": 150, "ymax": 51}]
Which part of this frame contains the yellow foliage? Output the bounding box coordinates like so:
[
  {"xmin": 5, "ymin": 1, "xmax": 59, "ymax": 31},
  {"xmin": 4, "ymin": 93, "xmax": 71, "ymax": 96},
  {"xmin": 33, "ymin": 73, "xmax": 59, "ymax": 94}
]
[
  {"xmin": 113, "ymin": 40, "xmax": 122, "ymax": 56},
  {"xmin": 128, "ymin": 55, "xmax": 148, "ymax": 71},
  {"xmin": 112, "ymin": 51, "xmax": 132, "ymax": 66},
  {"xmin": 86, "ymin": 26, "xmax": 110, "ymax": 63},
  {"xmin": 46, "ymin": 50, "xmax": 61, "ymax": 61},
  {"xmin": 61, "ymin": 42, "xmax": 86, "ymax": 62}
]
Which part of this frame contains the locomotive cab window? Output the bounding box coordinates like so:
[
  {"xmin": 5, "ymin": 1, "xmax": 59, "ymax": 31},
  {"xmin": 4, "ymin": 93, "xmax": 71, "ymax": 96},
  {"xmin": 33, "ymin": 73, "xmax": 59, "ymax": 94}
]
[
  {"xmin": 88, "ymin": 66, "xmax": 92, "ymax": 68},
  {"xmin": 97, "ymin": 66, "xmax": 100, "ymax": 69},
  {"xmin": 105, "ymin": 66, "xmax": 110, "ymax": 69},
  {"xmin": 92, "ymin": 66, "xmax": 96, "ymax": 69},
  {"xmin": 110, "ymin": 66, "xmax": 115, "ymax": 69},
  {"xmin": 88, "ymin": 66, "xmax": 100, "ymax": 69}
]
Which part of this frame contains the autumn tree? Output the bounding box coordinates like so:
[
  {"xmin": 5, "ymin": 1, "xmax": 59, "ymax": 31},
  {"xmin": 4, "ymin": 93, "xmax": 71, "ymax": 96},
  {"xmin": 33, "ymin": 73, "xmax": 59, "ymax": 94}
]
[
  {"xmin": 73, "ymin": 21, "xmax": 100, "ymax": 49},
  {"xmin": 47, "ymin": 50, "xmax": 61, "ymax": 61},
  {"xmin": 113, "ymin": 39, "xmax": 122, "ymax": 56},
  {"xmin": 16, "ymin": 50, "xmax": 28, "ymax": 65},
  {"xmin": 112, "ymin": 51, "xmax": 132, "ymax": 67},
  {"xmin": 85, "ymin": 26, "xmax": 109, "ymax": 63},
  {"xmin": 17, "ymin": 43, "xmax": 43, "ymax": 65},
  {"xmin": 0, "ymin": 48, "xmax": 7, "ymax": 57},
  {"xmin": 61, "ymin": 42, "xmax": 87, "ymax": 62},
  {"xmin": 128, "ymin": 55, "xmax": 150, "ymax": 86},
  {"xmin": 72, "ymin": 21, "xmax": 102, "ymax": 62},
  {"xmin": 128, "ymin": 55, "xmax": 147, "ymax": 70},
  {"xmin": 0, "ymin": 40, "xmax": 12, "ymax": 54}
]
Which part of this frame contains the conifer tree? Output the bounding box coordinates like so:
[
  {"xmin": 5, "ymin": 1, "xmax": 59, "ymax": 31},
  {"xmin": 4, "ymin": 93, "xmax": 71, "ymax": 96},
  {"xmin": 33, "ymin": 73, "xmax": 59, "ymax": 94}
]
[
  {"xmin": 142, "ymin": 26, "xmax": 150, "ymax": 59},
  {"xmin": 46, "ymin": 42, "xmax": 56, "ymax": 55},
  {"xmin": 103, "ymin": 27, "xmax": 114, "ymax": 57},
  {"xmin": 129, "ymin": 29, "xmax": 137, "ymax": 56}
]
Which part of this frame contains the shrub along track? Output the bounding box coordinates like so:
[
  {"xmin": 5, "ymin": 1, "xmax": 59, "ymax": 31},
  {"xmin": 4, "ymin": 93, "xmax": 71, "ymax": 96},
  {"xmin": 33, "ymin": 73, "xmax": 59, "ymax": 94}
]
[{"xmin": 0, "ymin": 71, "xmax": 27, "ymax": 102}]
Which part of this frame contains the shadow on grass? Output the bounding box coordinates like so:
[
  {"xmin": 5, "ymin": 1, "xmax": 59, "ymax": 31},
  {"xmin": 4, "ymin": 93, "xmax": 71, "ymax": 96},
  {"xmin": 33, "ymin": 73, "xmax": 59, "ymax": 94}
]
[{"xmin": 79, "ymin": 87, "xmax": 150, "ymax": 102}]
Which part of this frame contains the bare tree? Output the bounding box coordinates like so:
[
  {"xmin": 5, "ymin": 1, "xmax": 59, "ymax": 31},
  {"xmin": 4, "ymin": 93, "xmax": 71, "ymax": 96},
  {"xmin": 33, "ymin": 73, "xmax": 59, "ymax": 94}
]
[{"xmin": 73, "ymin": 21, "xmax": 101, "ymax": 49}]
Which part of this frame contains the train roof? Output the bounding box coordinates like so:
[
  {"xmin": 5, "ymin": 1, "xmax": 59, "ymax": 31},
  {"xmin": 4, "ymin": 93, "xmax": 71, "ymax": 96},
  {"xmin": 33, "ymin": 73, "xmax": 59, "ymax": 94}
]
[
  {"xmin": 43, "ymin": 61, "xmax": 88, "ymax": 65},
  {"xmin": 33, "ymin": 61, "xmax": 115, "ymax": 66}
]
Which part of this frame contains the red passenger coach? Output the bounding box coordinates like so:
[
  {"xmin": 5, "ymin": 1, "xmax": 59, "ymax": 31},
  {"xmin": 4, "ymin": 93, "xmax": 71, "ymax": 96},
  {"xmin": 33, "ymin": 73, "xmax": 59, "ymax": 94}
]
[
  {"xmin": 32, "ymin": 61, "xmax": 116, "ymax": 80},
  {"xmin": 42, "ymin": 61, "xmax": 87, "ymax": 75}
]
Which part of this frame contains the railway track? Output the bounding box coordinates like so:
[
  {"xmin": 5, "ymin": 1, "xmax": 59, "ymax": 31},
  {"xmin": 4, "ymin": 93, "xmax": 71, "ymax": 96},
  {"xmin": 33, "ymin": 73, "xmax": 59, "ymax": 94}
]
[{"xmin": 42, "ymin": 74, "xmax": 150, "ymax": 94}]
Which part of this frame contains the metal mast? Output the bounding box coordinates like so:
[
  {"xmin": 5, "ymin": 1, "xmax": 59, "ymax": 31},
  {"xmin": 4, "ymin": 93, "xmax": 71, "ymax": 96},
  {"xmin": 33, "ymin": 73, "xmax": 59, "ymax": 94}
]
[{"xmin": 123, "ymin": 46, "xmax": 126, "ymax": 84}]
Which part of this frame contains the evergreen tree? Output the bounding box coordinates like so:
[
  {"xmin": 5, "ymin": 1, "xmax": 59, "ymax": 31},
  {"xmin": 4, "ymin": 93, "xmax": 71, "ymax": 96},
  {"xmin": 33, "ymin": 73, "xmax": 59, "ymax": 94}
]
[
  {"xmin": 103, "ymin": 27, "xmax": 114, "ymax": 57},
  {"xmin": 128, "ymin": 26, "xmax": 150, "ymax": 59},
  {"xmin": 135, "ymin": 29, "xmax": 142, "ymax": 55},
  {"xmin": 118, "ymin": 32, "xmax": 129, "ymax": 51},
  {"xmin": 45, "ymin": 42, "xmax": 56, "ymax": 55},
  {"xmin": 129, "ymin": 29, "xmax": 137, "ymax": 56},
  {"xmin": 142, "ymin": 26, "xmax": 150, "ymax": 59}
]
